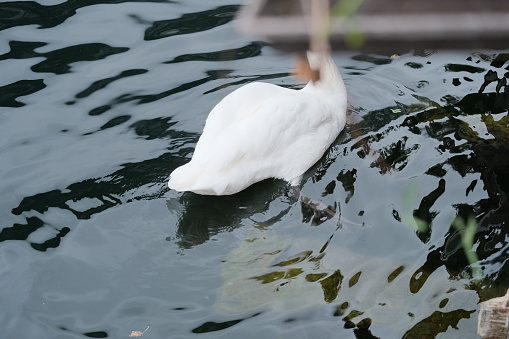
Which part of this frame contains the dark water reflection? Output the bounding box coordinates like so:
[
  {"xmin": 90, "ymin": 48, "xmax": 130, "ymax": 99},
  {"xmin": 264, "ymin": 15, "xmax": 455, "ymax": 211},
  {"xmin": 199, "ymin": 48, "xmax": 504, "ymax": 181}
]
[
  {"xmin": 144, "ymin": 5, "xmax": 240, "ymax": 40},
  {"xmin": 1, "ymin": 0, "xmax": 509, "ymax": 338},
  {"xmin": 0, "ymin": 0, "xmax": 171, "ymax": 30}
]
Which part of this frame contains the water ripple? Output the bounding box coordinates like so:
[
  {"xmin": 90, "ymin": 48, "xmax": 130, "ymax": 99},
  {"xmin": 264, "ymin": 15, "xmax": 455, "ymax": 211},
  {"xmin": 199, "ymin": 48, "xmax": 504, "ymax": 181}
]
[
  {"xmin": 165, "ymin": 41, "xmax": 268, "ymax": 64},
  {"xmin": 0, "ymin": 79, "xmax": 46, "ymax": 107},
  {"xmin": 0, "ymin": 41, "xmax": 46, "ymax": 60},
  {"xmin": 72, "ymin": 69, "xmax": 148, "ymax": 100},
  {"xmin": 144, "ymin": 5, "xmax": 240, "ymax": 40},
  {"xmin": 31, "ymin": 43, "xmax": 129, "ymax": 74},
  {"xmin": 0, "ymin": 0, "xmax": 172, "ymax": 30}
]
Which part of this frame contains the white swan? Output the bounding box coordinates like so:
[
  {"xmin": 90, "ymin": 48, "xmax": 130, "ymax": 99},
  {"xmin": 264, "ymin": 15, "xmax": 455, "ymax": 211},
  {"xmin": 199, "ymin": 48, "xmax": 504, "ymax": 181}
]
[{"xmin": 168, "ymin": 51, "xmax": 347, "ymax": 195}]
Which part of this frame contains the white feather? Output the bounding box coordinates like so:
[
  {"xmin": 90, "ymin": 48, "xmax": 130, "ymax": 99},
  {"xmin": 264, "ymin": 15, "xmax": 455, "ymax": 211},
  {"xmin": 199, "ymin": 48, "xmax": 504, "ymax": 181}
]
[{"xmin": 168, "ymin": 52, "xmax": 347, "ymax": 195}]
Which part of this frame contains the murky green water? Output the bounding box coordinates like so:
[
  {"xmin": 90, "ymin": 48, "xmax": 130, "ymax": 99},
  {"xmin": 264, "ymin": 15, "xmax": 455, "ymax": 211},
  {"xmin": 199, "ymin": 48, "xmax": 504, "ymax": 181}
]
[{"xmin": 1, "ymin": 1, "xmax": 508, "ymax": 338}]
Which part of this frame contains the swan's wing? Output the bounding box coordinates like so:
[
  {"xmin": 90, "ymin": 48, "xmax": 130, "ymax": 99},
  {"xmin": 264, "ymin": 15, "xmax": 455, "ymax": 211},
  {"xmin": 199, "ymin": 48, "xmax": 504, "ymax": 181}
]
[
  {"xmin": 194, "ymin": 90, "xmax": 339, "ymax": 181},
  {"xmin": 201, "ymin": 82, "xmax": 291, "ymax": 133},
  {"xmin": 193, "ymin": 82, "xmax": 294, "ymax": 159}
]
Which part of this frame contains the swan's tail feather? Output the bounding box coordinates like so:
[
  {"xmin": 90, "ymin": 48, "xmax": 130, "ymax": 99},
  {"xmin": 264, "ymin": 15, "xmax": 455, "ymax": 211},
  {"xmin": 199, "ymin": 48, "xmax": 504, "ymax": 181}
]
[
  {"xmin": 168, "ymin": 164, "xmax": 198, "ymax": 191},
  {"xmin": 168, "ymin": 164, "xmax": 199, "ymax": 191},
  {"xmin": 168, "ymin": 163, "xmax": 226, "ymax": 195}
]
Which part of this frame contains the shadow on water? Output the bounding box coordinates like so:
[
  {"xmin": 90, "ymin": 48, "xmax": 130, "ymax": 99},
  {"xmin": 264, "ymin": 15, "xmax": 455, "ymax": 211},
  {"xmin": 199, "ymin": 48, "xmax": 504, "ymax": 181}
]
[{"xmin": 172, "ymin": 179, "xmax": 290, "ymax": 249}]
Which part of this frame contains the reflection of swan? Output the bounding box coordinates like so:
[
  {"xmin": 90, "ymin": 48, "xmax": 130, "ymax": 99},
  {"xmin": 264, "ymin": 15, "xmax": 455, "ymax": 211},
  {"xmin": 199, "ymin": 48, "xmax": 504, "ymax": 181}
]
[{"xmin": 168, "ymin": 51, "xmax": 347, "ymax": 195}]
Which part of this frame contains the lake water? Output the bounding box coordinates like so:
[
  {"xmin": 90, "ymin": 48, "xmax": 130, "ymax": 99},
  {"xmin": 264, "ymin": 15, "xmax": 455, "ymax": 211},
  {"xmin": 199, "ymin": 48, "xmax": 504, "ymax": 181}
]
[{"xmin": 1, "ymin": 1, "xmax": 509, "ymax": 338}]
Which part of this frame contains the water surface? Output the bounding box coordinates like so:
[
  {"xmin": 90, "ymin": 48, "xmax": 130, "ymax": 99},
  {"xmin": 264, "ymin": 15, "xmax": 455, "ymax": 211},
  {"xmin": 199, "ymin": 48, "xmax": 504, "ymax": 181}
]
[{"xmin": 1, "ymin": 1, "xmax": 509, "ymax": 338}]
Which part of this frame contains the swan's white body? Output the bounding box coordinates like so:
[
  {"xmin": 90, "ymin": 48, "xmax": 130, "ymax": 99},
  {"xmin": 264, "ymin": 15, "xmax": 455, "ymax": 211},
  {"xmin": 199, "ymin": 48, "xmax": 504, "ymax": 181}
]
[{"xmin": 168, "ymin": 52, "xmax": 347, "ymax": 195}]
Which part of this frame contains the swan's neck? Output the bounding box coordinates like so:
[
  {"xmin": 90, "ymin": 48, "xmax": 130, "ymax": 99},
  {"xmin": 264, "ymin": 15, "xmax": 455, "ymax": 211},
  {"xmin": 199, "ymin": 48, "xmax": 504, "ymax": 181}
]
[{"xmin": 303, "ymin": 51, "xmax": 345, "ymax": 95}]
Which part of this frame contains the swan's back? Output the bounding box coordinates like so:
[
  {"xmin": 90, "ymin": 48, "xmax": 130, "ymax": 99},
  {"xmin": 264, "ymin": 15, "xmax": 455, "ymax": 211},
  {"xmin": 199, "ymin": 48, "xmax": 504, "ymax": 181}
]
[{"xmin": 168, "ymin": 53, "xmax": 347, "ymax": 195}]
